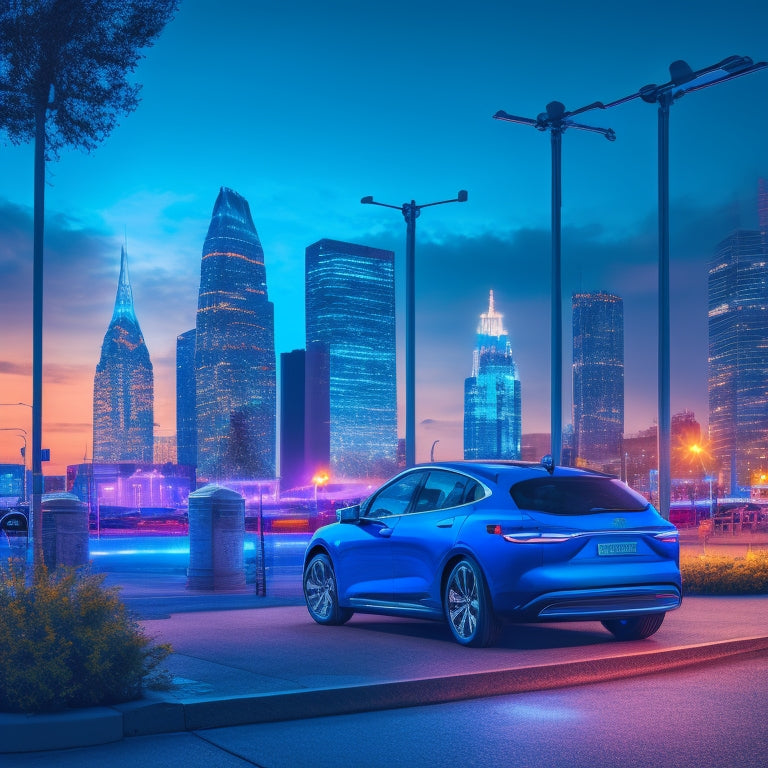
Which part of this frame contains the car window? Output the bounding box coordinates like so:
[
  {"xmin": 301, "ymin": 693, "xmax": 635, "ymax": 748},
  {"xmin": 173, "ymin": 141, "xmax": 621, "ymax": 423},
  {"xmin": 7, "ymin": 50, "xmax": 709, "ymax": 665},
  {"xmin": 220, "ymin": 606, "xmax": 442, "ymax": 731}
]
[
  {"xmin": 510, "ymin": 476, "xmax": 649, "ymax": 516},
  {"xmin": 364, "ymin": 472, "xmax": 424, "ymax": 518},
  {"xmin": 412, "ymin": 470, "xmax": 481, "ymax": 513}
]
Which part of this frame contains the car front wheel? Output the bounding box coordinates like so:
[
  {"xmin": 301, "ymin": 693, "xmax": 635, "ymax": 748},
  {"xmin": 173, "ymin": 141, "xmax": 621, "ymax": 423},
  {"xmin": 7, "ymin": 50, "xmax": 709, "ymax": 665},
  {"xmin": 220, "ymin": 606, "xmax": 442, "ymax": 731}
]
[
  {"xmin": 303, "ymin": 553, "xmax": 353, "ymax": 626},
  {"xmin": 444, "ymin": 557, "xmax": 500, "ymax": 648},
  {"xmin": 602, "ymin": 613, "xmax": 665, "ymax": 641}
]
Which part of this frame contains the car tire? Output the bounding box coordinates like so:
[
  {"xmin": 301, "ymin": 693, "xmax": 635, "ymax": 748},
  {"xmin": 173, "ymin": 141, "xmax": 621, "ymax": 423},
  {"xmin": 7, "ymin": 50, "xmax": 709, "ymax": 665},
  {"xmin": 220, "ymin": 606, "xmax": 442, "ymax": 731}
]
[
  {"xmin": 303, "ymin": 552, "xmax": 353, "ymax": 626},
  {"xmin": 444, "ymin": 557, "xmax": 501, "ymax": 648},
  {"xmin": 602, "ymin": 613, "xmax": 665, "ymax": 641}
]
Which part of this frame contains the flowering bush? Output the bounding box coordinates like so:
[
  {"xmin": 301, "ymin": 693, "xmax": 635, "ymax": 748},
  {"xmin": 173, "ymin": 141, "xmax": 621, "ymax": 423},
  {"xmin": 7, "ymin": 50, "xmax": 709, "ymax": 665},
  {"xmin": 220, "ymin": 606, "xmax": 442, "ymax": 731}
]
[
  {"xmin": 0, "ymin": 563, "xmax": 171, "ymax": 713},
  {"xmin": 681, "ymin": 550, "xmax": 768, "ymax": 595}
]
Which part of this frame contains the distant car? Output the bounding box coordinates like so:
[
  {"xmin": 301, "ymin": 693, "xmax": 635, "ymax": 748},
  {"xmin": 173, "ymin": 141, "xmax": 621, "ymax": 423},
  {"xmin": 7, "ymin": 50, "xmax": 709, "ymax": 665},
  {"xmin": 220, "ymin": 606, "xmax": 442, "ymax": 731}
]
[{"xmin": 303, "ymin": 459, "xmax": 682, "ymax": 647}]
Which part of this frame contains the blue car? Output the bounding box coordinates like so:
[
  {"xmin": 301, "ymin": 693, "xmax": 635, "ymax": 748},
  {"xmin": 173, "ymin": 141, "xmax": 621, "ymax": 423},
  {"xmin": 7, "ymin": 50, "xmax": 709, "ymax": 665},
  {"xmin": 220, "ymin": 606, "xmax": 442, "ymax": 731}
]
[{"xmin": 303, "ymin": 459, "xmax": 681, "ymax": 647}]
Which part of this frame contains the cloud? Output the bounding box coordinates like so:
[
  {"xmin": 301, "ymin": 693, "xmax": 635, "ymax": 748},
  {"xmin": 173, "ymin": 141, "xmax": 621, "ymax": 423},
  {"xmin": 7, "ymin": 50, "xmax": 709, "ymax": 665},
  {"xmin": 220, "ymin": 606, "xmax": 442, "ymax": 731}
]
[{"xmin": 0, "ymin": 360, "xmax": 29, "ymax": 375}]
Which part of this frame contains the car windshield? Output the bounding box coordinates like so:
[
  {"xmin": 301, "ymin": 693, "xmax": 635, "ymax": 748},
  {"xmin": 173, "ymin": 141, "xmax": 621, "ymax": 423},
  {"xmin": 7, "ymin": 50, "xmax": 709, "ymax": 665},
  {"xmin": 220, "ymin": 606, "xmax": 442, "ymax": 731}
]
[{"xmin": 510, "ymin": 476, "xmax": 650, "ymax": 516}]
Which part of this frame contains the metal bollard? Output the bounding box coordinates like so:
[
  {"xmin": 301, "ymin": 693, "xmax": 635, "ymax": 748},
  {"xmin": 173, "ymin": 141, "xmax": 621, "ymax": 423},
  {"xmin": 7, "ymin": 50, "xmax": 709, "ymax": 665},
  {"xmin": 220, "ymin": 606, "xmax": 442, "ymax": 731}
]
[{"xmin": 187, "ymin": 484, "xmax": 247, "ymax": 590}]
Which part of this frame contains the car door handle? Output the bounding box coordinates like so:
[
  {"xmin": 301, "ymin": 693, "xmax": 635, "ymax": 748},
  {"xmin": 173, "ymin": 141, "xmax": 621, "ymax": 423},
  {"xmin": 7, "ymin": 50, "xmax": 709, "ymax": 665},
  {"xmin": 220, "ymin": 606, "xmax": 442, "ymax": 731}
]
[
  {"xmin": 436, "ymin": 518, "xmax": 454, "ymax": 528},
  {"xmin": 377, "ymin": 527, "xmax": 393, "ymax": 538}
]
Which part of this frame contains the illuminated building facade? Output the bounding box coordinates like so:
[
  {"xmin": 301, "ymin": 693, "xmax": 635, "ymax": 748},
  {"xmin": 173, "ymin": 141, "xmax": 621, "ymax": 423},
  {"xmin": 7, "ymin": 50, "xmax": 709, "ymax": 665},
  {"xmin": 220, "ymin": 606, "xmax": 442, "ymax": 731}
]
[
  {"xmin": 708, "ymin": 226, "xmax": 768, "ymax": 493},
  {"xmin": 175, "ymin": 329, "xmax": 197, "ymax": 468},
  {"xmin": 93, "ymin": 247, "xmax": 154, "ymax": 463},
  {"xmin": 305, "ymin": 239, "xmax": 397, "ymax": 479},
  {"xmin": 67, "ymin": 462, "xmax": 194, "ymax": 517},
  {"xmin": 464, "ymin": 291, "xmax": 521, "ymax": 460},
  {"xmin": 195, "ymin": 187, "xmax": 276, "ymax": 482},
  {"xmin": 572, "ymin": 291, "xmax": 624, "ymax": 469}
]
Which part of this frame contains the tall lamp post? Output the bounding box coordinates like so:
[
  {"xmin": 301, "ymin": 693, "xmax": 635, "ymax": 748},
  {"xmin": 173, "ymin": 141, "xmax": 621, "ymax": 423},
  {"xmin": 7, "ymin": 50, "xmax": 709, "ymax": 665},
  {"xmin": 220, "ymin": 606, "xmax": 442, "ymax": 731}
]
[
  {"xmin": 598, "ymin": 56, "xmax": 767, "ymax": 519},
  {"xmin": 361, "ymin": 191, "xmax": 468, "ymax": 467},
  {"xmin": 493, "ymin": 102, "xmax": 615, "ymax": 465}
]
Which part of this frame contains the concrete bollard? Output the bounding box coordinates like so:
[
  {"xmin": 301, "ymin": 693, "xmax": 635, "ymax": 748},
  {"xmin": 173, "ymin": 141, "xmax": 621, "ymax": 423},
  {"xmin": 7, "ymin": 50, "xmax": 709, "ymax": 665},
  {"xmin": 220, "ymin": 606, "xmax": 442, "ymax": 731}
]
[
  {"xmin": 41, "ymin": 492, "xmax": 90, "ymax": 570},
  {"xmin": 187, "ymin": 484, "xmax": 246, "ymax": 590}
]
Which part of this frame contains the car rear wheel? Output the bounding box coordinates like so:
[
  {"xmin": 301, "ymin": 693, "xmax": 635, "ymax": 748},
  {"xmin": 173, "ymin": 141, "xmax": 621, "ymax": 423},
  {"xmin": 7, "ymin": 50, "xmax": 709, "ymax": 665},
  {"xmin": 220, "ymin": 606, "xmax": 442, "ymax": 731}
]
[
  {"xmin": 602, "ymin": 613, "xmax": 665, "ymax": 641},
  {"xmin": 444, "ymin": 557, "xmax": 501, "ymax": 648},
  {"xmin": 303, "ymin": 553, "xmax": 353, "ymax": 626}
]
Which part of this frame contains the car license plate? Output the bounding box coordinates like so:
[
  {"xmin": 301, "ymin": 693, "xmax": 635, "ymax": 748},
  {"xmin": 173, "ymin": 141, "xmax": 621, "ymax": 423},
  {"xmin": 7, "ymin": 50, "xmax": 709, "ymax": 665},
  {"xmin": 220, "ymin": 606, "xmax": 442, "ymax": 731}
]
[{"xmin": 598, "ymin": 541, "xmax": 637, "ymax": 556}]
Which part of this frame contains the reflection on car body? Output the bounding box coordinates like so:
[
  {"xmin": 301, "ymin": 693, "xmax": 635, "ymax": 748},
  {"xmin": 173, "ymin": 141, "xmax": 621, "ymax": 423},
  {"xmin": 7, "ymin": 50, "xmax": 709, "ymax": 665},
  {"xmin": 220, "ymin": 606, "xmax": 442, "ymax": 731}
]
[{"xmin": 303, "ymin": 459, "xmax": 682, "ymax": 647}]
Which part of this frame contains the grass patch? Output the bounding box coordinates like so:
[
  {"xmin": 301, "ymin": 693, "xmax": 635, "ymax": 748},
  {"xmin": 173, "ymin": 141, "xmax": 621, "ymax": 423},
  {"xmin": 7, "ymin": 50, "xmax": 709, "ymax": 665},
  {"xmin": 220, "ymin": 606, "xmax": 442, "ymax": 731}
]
[
  {"xmin": 681, "ymin": 550, "xmax": 768, "ymax": 595},
  {"xmin": 0, "ymin": 562, "xmax": 171, "ymax": 714}
]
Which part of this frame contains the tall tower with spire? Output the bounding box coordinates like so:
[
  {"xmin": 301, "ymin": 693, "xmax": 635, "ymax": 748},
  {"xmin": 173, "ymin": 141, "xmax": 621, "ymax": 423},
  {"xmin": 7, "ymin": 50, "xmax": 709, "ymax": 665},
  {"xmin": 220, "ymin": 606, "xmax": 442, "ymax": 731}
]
[
  {"xmin": 195, "ymin": 187, "xmax": 276, "ymax": 482},
  {"xmin": 93, "ymin": 246, "xmax": 154, "ymax": 462},
  {"xmin": 464, "ymin": 291, "xmax": 522, "ymax": 460}
]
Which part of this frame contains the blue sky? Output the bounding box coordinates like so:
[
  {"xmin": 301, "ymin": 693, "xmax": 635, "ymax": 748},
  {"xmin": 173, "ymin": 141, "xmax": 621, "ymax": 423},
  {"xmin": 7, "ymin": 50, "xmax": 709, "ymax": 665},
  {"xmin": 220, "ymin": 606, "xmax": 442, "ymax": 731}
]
[{"xmin": 1, "ymin": 0, "xmax": 767, "ymax": 472}]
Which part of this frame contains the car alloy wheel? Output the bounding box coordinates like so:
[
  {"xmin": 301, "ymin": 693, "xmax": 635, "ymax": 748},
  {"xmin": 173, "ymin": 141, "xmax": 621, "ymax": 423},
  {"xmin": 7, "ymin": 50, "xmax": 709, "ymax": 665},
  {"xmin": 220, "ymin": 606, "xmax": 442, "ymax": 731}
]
[
  {"xmin": 303, "ymin": 552, "xmax": 353, "ymax": 626},
  {"xmin": 444, "ymin": 557, "xmax": 500, "ymax": 647}
]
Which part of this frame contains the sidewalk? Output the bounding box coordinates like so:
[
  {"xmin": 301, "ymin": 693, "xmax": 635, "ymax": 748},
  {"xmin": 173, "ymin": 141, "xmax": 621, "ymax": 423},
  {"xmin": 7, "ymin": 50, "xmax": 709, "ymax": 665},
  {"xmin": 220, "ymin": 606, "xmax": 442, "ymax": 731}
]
[
  {"xmin": 3, "ymin": 564, "xmax": 768, "ymax": 754},
  {"xmin": 3, "ymin": 532, "xmax": 768, "ymax": 755}
]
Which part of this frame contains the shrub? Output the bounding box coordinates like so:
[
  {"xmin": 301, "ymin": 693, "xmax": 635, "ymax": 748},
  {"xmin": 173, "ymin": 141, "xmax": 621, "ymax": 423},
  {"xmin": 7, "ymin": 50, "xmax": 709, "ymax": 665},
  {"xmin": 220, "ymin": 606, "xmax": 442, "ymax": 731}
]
[
  {"xmin": 681, "ymin": 550, "xmax": 768, "ymax": 595},
  {"xmin": 0, "ymin": 562, "xmax": 171, "ymax": 714}
]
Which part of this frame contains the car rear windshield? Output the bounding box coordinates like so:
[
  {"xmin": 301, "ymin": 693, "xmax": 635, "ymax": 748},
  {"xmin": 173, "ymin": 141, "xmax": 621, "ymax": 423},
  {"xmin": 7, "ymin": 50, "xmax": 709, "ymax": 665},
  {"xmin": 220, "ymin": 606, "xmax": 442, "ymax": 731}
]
[{"xmin": 509, "ymin": 476, "xmax": 650, "ymax": 515}]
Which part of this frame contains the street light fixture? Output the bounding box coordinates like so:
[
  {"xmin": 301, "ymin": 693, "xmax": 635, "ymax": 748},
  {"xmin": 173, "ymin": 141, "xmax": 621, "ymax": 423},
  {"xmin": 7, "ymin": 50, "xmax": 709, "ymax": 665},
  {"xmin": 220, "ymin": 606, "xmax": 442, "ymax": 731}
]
[
  {"xmin": 361, "ymin": 190, "xmax": 468, "ymax": 467},
  {"xmin": 597, "ymin": 55, "xmax": 767, "ymax": 519},
  {"xmin": 493, "ymin": 102, "xmax": 615, "ymax": 465}
]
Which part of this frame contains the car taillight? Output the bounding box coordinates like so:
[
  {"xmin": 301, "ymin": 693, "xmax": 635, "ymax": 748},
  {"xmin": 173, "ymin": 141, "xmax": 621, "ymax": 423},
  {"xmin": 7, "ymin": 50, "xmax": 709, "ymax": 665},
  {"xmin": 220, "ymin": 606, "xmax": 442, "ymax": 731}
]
[
  {"xmin": 486, "ymin": 525, "xmax": 570, "ymax": 543},
  {"xmin": 654, "ymin": 531, "xmax": 679, "ymax": 543}
]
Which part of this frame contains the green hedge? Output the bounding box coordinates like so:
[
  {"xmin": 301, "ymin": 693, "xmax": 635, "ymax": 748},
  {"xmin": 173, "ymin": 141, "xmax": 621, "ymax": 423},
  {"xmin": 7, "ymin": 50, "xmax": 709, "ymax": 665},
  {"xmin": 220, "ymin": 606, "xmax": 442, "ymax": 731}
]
[
  {"xmin": 0, "ymin": 563, "xmax": 171, "ymax": 714},
  {"xmin": 681, "ymin": 551, "xmax": 768, "ymax": 595}
]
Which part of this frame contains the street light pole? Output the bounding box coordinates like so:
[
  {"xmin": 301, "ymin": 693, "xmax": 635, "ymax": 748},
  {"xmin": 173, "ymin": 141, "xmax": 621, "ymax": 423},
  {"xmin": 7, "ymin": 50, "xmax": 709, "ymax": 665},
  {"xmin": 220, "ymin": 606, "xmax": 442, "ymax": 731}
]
[
  {"xmin": 494, "ymin": 102, "xmax": 615, "ymax": 465},
  {"xmin": 361, "ymin": 191, "xmax": 468, "ymax": 468},
  {"xmin": 597, "ymin": 55, "xmax": 767, "ymax": 519}
]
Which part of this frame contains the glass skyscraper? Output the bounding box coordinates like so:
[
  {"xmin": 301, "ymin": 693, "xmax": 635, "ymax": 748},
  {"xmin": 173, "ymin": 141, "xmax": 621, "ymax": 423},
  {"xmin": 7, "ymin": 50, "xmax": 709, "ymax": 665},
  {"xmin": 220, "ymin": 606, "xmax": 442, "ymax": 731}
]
[
  {"xmin": 572, "ymin": 291, "xmax": 624, "ymax": 469},
  {"xmin": 195, "ymin": 187, "xmax": 276, "ymax": 482},
  {"xmin": 279, "ymin": 349, "xmax": 306, "ymax": 491},
  {"xmin": 305, "ymin": 239, "xmax": 397, "ymax": 480},
  {"xmin": 175, "ymin": 328, "xmax": 197, "ymax": 468},
  {"xmin": 708, "ymin": 225, "xmax": 768, "ymax": 493},
  {"xmin": 463, "ymin": 291, "xmax": 521, "ymax": 460},
  {"xmin": 93, "ymin": 246, "xmax": 154, "ymax": 462}
]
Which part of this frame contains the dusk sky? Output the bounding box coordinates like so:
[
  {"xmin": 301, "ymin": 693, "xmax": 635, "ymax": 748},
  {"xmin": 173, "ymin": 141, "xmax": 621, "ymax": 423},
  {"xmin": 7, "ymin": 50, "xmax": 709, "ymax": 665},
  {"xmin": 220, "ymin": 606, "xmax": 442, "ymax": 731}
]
[{"xmin": 1, "ymin": 0, "xmax": 767, "ymax": 475}]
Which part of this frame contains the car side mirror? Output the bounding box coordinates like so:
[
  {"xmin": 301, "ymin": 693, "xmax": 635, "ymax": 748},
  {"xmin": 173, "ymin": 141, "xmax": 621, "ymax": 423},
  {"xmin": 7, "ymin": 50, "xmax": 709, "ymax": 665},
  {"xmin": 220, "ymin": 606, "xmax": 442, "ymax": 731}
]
[{"xmin": 337, "ymin": 504, "xmax": 361, "ymax": 523}]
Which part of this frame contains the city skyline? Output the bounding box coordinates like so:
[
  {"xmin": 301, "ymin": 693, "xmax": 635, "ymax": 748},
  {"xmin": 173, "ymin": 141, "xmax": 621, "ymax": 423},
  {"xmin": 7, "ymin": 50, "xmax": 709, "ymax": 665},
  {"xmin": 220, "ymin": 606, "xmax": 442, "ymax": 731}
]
[{"xmin": 1, "ymin": 1, "xmax": 767, "ymax": 474}]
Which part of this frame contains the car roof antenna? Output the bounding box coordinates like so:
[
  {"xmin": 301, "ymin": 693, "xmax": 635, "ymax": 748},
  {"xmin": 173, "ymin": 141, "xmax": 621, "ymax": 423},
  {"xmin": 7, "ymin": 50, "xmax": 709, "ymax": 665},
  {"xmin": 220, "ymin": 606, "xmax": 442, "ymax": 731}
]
[{"xmin": 541, "ymin": 455, "xmax": 555, "ymax": 475}]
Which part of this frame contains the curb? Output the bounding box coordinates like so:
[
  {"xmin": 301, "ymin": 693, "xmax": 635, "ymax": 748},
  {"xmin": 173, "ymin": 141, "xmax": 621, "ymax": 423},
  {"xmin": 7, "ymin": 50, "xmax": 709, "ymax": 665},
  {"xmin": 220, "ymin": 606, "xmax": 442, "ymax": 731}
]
[{"xmin": 4, "ymin": 635, "xmax": 768, "ymax": 754}]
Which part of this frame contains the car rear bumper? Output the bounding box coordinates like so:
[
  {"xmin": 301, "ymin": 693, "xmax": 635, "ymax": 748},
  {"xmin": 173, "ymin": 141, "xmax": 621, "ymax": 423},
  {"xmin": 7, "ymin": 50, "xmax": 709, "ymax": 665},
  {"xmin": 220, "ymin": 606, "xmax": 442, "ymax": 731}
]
[{"xmin": 501, "ymin": 584, "xmax": 682, "ymax": 622}]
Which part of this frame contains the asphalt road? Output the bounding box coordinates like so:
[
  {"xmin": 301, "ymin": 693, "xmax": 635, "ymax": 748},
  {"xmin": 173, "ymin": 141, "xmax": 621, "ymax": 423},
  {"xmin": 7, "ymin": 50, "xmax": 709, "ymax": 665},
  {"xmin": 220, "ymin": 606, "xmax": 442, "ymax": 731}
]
[{"xmin": 7, "ymin": 652, "xmax": 767, "ymax": 768}]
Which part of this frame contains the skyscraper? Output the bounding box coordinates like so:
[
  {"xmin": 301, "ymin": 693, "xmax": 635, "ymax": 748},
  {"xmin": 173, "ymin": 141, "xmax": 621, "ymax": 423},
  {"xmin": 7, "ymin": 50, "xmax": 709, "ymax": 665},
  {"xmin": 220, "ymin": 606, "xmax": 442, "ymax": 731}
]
[
  {"xmin": 463, "ymin": 291, "xmax": 521, "ymax": 460},
  {"xmin": 93, "ymin": 246, "xmax": 154, "ymax": 462},
  {"xmin": 572, "ymin": 291, "xmax": 624, "ymax": 469},
  {"xmin": 708, "ymin": 216, "xmax": 768, "ymax": 493},
  {"xmin": 305, "ymin": 239, "xmax": 397, "ymax": 479},
  {"xmin": 195, "ymin": 187, "xmax": 276, "ymax": 482},
  {"xmin": 175, "ymin": 328, "xmax": 197, "ymax": 468},
  {"xmin": 280, "ymin": 349, "xmax": 306, "ymax": 491}
]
